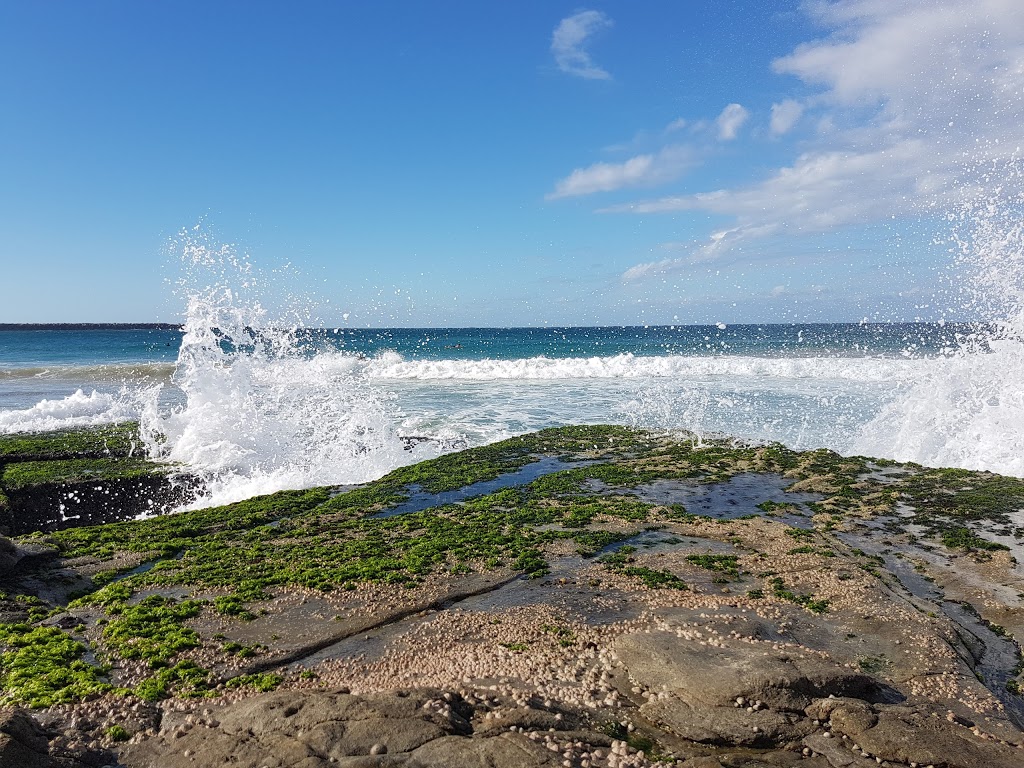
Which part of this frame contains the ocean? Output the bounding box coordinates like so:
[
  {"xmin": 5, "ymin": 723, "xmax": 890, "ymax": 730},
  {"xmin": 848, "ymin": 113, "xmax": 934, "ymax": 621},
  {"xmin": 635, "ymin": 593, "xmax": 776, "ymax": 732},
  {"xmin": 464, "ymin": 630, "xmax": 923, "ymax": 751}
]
[{"xmin": 2, "ymin": 319, "xmax": 1020, "ymax": 510}]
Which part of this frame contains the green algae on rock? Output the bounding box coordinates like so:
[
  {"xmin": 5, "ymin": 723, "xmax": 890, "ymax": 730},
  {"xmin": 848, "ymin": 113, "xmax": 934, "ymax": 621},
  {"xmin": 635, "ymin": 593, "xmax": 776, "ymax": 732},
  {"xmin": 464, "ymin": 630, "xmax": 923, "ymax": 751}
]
[{"xmin": 0, "ymin": 423, "xmax": 143, "ymax": 461}]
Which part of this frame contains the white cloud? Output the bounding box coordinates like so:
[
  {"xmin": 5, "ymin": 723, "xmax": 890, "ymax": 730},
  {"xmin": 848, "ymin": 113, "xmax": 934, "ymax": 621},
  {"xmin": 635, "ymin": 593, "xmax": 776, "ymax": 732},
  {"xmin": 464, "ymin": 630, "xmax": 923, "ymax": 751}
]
[
  {"xmin": 621, "ymin": 228, "xmax": 752, "ymax": 281},
  {"xmin": 772, "ymin": 0, "xmax": 1024, "ymax": 108},
  {"xmin": 716, "ymin": 103, "xmax": 749, "ymax": 140},
  {"xmin": 664, "ymin": 117, "xmax": 688, "ymax": 133},
  {"xmin": 547, "ymin": 145, "xmax": 695, "ymax": 200},
  {"xmin": 602, "ymin": 118, "xmax": 695, "ymax": 154},
  {"xmin": 551, "ymin": 10, "xmax": 613, "ymax": 80},
  {"xmin": 621, "ymin": 258, "xmax": 676, "ymax": 282},
  {"xmin": 550, "ymin": 155, "xmax": 654, "ymax": 198},
  {"xmin": 607, "ymin": 141, "xmax": 934, "ymax": 223},
  {"xmin": 769, "ymin": 99, "xmax": 804, "ymax": 135},
  {"xmin": 617, "ymin": 0, "xmax": 1024, "ymax": 279}
]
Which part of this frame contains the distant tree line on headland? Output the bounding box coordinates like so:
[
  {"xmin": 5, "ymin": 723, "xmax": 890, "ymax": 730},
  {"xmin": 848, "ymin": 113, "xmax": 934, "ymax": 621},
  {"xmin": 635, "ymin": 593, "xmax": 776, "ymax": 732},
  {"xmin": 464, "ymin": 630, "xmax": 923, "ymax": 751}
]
[{"xmin": 0, "ymin": 323, "xmax": 183, "ymax": 331}]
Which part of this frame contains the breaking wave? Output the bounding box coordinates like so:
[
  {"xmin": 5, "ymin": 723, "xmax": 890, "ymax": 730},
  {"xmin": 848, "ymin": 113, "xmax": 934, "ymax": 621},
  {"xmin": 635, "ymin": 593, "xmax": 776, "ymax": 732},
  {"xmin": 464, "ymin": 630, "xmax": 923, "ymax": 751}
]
[
  {"xmin": 361, "ymin": 351, "xmax": 929, "ymax": 383},
  {"xmin": 8, "ymin": 167, "xmax": 1024, "ymax": 511},
  {"xmin": 852, "ymin": 158, "xmax": 1024, "ymax": 476},
  {"xmin": 0, "ymin": 389, "xmax": 143, "ymax": 433},
  {"xmin": 136, "ymin": 235, "xmax": 416, "ymax": 508}
]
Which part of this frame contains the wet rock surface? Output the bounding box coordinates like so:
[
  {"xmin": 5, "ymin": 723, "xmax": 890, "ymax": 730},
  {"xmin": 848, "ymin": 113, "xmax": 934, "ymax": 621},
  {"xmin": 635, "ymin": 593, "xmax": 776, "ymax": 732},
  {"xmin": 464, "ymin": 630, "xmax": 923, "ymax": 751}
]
[
  {"xmin": 1, "ymin": 424, "xmax": 1023, "ymax": 767},
  {"xmin": 1, "ymin": 474, "xmax": 199, "ymax": 536}
]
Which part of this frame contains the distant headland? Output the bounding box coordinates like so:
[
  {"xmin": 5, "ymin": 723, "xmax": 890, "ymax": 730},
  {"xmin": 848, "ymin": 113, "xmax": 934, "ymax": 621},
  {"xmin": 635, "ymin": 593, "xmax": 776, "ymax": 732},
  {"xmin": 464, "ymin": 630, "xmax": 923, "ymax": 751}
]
[{"xmin": 0, "ymin": 323, "xmax": 182, "ymax": 331}]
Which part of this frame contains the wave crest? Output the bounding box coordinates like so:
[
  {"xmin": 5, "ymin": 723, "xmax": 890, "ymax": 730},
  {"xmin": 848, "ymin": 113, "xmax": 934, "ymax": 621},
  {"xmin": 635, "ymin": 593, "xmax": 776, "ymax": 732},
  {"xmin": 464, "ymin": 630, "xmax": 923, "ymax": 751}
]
[
  {"xmin": 362, "ymin": 351, "xmax": 927, "ymax": 382},
  {"xmin": 0, "ymin": 389, "xmax": 142, "ymax": 433}
]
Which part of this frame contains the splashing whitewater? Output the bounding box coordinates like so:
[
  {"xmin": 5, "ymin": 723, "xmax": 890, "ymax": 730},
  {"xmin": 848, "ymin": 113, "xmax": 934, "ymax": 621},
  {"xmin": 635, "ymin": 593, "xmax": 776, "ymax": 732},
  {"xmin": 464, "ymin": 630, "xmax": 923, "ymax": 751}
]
[
  {"xmin": 852, "ymin": 158, "xmax": 1024, "ymax": 476},
  {"xmin": 138, "ymin": 233, "xmax": 415, "ymax": 508}
]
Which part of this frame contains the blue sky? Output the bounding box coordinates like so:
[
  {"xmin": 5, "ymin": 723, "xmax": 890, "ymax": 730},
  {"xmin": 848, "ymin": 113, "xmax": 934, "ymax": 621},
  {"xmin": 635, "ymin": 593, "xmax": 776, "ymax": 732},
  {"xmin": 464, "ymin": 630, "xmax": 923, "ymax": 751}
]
[{"xmin": 1, "ymin": 1, "xmax": 1022, "ymax": 326}]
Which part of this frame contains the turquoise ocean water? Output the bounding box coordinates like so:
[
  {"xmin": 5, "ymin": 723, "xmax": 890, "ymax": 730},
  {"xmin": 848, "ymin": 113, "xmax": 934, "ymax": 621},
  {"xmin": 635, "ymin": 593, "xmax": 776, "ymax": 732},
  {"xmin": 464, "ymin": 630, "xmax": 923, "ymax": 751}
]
[{"xmin": 0, "ymin": 322, "xmax": 1016, "ymax": 507}]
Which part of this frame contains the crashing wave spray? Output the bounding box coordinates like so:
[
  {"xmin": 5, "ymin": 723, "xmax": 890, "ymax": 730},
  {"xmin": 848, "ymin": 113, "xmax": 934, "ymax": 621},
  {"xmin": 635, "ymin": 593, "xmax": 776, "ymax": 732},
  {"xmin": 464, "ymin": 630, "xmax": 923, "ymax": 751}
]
[
  {"xmin": 140, "ymin": 229, "xmax": 413, "ymax": 508},
  {"xmin": 853, "ymin": 157, "xmax": 1024, "ymax": 476}
]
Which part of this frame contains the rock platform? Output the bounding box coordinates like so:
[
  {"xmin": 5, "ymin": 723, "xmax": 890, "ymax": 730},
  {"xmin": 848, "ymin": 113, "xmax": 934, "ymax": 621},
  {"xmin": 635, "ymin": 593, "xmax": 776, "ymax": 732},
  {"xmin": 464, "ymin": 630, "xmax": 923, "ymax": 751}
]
[{"xmin": 1, "ymin": 424, "xmax": 1022, "ymax": 767}]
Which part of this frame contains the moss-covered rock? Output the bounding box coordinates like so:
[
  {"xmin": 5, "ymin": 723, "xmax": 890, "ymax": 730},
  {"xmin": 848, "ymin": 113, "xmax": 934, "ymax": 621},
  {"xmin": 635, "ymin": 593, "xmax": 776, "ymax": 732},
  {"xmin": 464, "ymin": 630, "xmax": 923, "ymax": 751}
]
[
  {"xmin": 0, "ymin": 423, "xmax": 142, "ymax": 461},
  {"xmin": 0, "ymin": 426, "xmax": 199, "ymax": 536}
]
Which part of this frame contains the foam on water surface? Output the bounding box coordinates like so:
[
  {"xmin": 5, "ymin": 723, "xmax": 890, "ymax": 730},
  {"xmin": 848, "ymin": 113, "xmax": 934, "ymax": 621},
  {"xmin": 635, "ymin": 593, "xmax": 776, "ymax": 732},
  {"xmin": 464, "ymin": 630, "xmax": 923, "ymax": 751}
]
[{"xmin": 360, "ymin": 351, "xmax": 927, "ymax": 382}]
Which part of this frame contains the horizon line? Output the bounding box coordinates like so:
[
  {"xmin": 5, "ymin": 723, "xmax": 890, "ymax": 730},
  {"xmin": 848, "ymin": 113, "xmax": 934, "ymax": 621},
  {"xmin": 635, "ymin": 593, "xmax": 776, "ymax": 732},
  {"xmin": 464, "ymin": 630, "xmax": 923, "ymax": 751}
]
[{"xmin": 0, "ymin": 320, "xmax": 985, "ymax": 331}]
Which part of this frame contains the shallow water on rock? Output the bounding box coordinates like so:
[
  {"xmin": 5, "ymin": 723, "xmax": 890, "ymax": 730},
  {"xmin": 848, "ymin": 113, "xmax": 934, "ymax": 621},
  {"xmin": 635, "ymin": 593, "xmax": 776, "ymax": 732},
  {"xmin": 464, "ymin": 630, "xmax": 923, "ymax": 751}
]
[
  {"xmin": 373, "ymin": 457, "xmax": 590, "ymax": 518},
  {"xmin": 977, "ymin": 509, "xmax": 1024, "ymax": 570},
  {"xmin": 598, "ymin": 530, "xmax": 739, "ymax": 557},
  {"xmin": 944, "ymin": 601, "xmax": 1024, "ymax": 729},
  {"xmin": 110, "ymin": 550, "xmax": 184, "ymax": 584},
  {"xmin": 625, "ymin": 473, "xmax": 824, "ymax": 529}
]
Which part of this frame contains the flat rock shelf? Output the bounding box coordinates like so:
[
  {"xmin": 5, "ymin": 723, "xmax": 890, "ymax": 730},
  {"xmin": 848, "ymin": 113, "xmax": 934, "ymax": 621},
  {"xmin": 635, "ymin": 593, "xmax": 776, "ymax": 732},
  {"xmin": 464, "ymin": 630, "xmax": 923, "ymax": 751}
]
[{"xmin": 1, "ymin": 424, "xmax": 1023, "ymax": 768}]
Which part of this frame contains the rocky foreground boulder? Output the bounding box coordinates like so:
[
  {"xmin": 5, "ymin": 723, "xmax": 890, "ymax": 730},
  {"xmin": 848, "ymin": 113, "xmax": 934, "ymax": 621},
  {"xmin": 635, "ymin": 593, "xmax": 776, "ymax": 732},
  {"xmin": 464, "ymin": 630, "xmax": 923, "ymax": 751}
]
[
  {"xmin": 0, "ymin": 707, "xmax": 53, "ymax": 767},
  {"xmin": 0, "ymin": 425, "xmax": 1022, "ymax": 767},
  {"xmin": 122, "ymin": 689, "xmax": 568, "ymax": 768}
]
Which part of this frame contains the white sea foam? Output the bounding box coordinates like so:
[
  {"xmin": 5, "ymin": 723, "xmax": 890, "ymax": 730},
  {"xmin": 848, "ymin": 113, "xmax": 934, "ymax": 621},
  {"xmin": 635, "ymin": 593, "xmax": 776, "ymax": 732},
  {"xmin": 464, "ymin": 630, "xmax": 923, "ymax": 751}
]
[
  {"xmin": 0, "ymin": 389, "xmax": 142, "ymax": 433},
  {"xmin": 853, "ymin": 339, "xmax": 1024, "ymax": 475}
]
